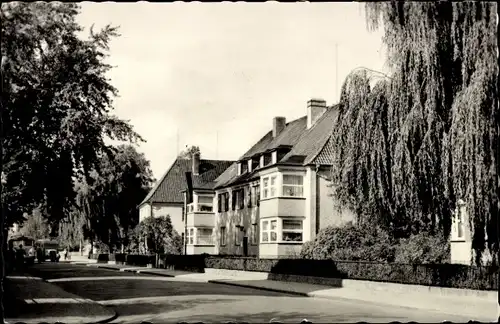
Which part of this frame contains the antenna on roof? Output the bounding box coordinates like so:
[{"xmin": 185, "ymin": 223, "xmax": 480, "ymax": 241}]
[
  {"xmin": 176, "ymin": 129, "xmax": 179, "ymax": 156},
  {"xmin": 216, "ymin": 131, "xmax": 219, "ymax": 159},
  {"xmin": 336, "ymin": 43, "xmax": 339, "ymax": 102}
]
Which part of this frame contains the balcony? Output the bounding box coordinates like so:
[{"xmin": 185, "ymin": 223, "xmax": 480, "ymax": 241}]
[{"xmin": 186, "ymin": 203, "xmax": 215, "ymax": 227}]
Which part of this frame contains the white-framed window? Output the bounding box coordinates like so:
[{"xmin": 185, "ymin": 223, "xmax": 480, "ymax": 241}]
[
  {"xmin": 282, "ymin": 174, "xmax": 304, "ymax": 197},
  {"xmin": 197, "ymin": 195, "xmax": 213, "ymax": 212},
  {"xmin": 220, "ymin": 227, "xmax": 226, "ymax": 246},
  {"xmin": 251, "ymin": 223, "xmax": 258, "ymax": 245},
  {"xmin": 186, "ymin": 228, "xmax": 194, "ymax": 245},
  {"xmin": 261, "ymin": 175, "xmax": 277, "ymax": 199},
  {"xmin": 261, "ymin": 219, "xmax": 277, "ymax": 243},
  {"xmin": 282, "ymin": 219, "xmax": 303, "ymax": 242},
  {"xmin": 196, "ymin": 228, "xmax": 214, "ymax": 245}
]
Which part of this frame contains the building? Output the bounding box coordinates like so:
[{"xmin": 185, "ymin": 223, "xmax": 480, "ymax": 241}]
[
  {"xmin": 183, "ymin": 98, "xmax": 355, "ymax": 258},
  {"xmin": 139, "ymin": 157, "xmax": 234, "ymax": 240},
  {"xmin": 450, "ymin": 199, "xmax": 494, "ymax": 265}
]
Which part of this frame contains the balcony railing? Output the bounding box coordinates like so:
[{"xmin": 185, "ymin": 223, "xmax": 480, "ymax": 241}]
[{"xmin": 187, "ymin": 203, "xmax": 213, "ymax": 213}]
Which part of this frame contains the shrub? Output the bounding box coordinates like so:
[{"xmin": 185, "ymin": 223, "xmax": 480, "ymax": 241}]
[
  {"xmin": 300, "ymin": 222, "xmax": 395, "ymax": 262},
  {"xmin": 394, "ymin": 232, "xmax": 450, "ymax": 264}
]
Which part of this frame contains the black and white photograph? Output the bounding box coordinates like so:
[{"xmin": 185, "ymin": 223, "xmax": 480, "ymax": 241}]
[{"xmin": 1, "ymin": 1, "xmax": 499, "ymax": 323}]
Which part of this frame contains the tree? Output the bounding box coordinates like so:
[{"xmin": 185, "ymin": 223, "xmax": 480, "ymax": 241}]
[
  {"xmin": 19, "ymin": 208, "xmax": 50, "ymax": 241},
  {"xmin": 178, "ymin": 145, "xmax": 200, "ymax": 160},
  {"xmin": 1, "ymin": 2, "xmax": 142, "ymax": 231},
  {"xmin": 69, "ymin": 144, "xmax": 154, "ymax": 253},
  {"xmin": 131, "ymin": 216, "xmax": 182, "ymax": 255},
  {"xmin": 330, "ymin": 2, "xmax": 498, "ymax": 265}
]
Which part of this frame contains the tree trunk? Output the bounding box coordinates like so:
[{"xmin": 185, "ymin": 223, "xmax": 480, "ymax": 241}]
[{"xmin": 79, "ymin": 239, "xmax": 82, "ymax": 256}]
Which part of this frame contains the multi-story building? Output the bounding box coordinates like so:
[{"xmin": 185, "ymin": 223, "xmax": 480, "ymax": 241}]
[
  {"xmin": 139, "ymin": 156, "xmax": 233, "ymax": 240},
  {"xmin": 182, "ymin": 98, "xmax": 355, "ymax": 258}
]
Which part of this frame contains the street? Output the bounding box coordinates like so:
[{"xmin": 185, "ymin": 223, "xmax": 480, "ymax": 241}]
[{"xmin": 18, "ymin": 263, "xmax": 475, "ymax": 323}]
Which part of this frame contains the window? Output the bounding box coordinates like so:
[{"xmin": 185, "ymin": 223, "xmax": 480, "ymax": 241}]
[
  {"xmin": 181, "ymin": 232, "xmax": 185, "ymax": 245},
  {"xmin": 282, "ymin": 219, "xmax": 303, "ymax": 242},
  {"xmin": 262, "ymin": 178, "xmax": 269, "ymax": 199},
  {"xmin": 196, "ymin": 228, "xmax": 214, "ymax": 245},
  {"xmin": 247, "ymin": 186, "xmax": 253, "ymax": 208},
  {"xmin": 270, "ymin": 176, "xmax": 277, "ymax": 197},
  {"xmin": 282, "ymin": 175, "xmax": 304, "ymax": 197},
  {"xmin": 186, "ymin": 228, "xmax": 194, "ymax": 245},
  {"xmin": 224, "ymin": 193, "xmax": 229, "ymax": 212},
  {"xmin": 231, "ymin": 191, "xmax": 237, "ymax": 210},
  {"xmin": 234, "ymin": 226, "xmax": 242, "ymax": 246},
  {"xmin": 220, "ymin": 227, "xmax": 226, "ymax": 246},
  {"xmin": 217, "ymin": 194, "xmax": 222, "ymax": 212},
  {"xmin": 261, "ymin": 219, "xmax": 277, "ymax": 243},
  {"xmin": 251, "ymin": 223, "xmax": 258, "ymax": 245},
  {"xmin": 198, "ymin": 196, "xmax": 213, "ymax": 212},
  {"xmin": 238, "ymin": 189, "xmax": 244, "ymax": 210},
  {"xmin": 262, "ymin": 175, "xmax": 277, "ymax": 199},
  {"xmin": 261, "ymin": 221, "xmax": 269, "ymax": 242},
  {"xmin": 255, "ymin": 185, "xmax": 260, "ymax": 206}
]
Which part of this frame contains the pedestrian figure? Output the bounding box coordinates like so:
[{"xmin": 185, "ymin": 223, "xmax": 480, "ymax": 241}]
[{"xmin": 63, "ymin": 247, "xmax": 68, "ymax": 260}]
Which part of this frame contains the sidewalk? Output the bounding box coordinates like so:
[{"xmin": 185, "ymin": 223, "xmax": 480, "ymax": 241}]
[
  {"xmin": 89, "ymin": 263, "xmax": 497, "ymax": 322},
  {"xmin": 89, "ymin": 263, "xmax": 246, "ymax": 281},
  {"xmin": 5, "ymin": 272, "xmax": 117, "ymax": 324},
  {"xmin": 207, "ymin": 278, "xmax": 497, "ymax": 322}
]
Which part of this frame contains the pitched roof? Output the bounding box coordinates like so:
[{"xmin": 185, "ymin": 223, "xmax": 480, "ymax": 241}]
[
  {"xmin": 281, "ymin": 105, "xmax": 339, "ymax": 165},
  {"xmin": 140, "ymin": 158, "xmax": 234, "ymax": 206},
  {"xmin": 213, "ymin": 106, "xmax": 339, "ymax": 190},
  {"xmin": 238, "ymin": 117, "xmax": 307, "ymax": 160}
]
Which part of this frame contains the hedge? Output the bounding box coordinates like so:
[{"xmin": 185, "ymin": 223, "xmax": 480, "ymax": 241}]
[
  {"xmin": 204, "ymin": 256, "xmax": 498, "ymax": 290},
  {"xmin": 106, "ymin": 253, "xmax": 498, "ymax": 291}
]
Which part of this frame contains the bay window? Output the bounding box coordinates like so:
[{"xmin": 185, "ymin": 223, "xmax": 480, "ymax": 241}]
[
  {"xmin": 282, "ymin": 175, "xmax": 304, "ymax": 197},
  {"xmin": 197, "ymin": 196, "xmax": 213, "ymax": 212},
  {"xmin": 261, "ymin": 175, "xmax": 277, "ymax": 199},
  {"xmin": 196, "ymin": 228, "xmax": 214, "ymax": 245},
  {"xmin": 282, "ymin": 219, "xmax": 303, "ymax": 242},
  {"xmin": 261, "ymin": 219, "xmax": 277, "ymax": 243},
  {"xmin": 186, "ymin": 228, "xmax": 194, "ymax": 245}
]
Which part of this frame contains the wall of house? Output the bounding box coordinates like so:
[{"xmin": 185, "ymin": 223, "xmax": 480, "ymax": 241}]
[
  {"xmin": 316, "ymin": 173, "xmax": 355, "ymax": 231},
  {"xmin": 187, "ymin": 245, "xmax": 215, "ymax": 255},
  {"xmin": 215, "ymin": 182, "xmax": 260, "ymax": 257},
  {"xmin": 151, "ymin": 203, "xmax": 184, "ymax": 236},
  {"xmin": 138, "ymin": 204, "xmax": 151, "ymax": 223}
]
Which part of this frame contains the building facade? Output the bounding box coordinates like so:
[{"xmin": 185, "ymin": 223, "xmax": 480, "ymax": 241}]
[
  {"xmin": 139, "ymin": 156, "xmax": 233, "ymax": 243},
  {"xmin": 201, "ymin": 98, "xmax": 355, "ymax": 258}
]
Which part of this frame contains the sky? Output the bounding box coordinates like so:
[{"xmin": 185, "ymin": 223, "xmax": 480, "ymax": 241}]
[{"xmin": 77, "ymin": 2, "xmax": 387, "ymax": 181}]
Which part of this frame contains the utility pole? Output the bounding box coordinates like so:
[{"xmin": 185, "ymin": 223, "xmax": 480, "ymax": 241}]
[
  {"xmin": 216, "ymin": 131, "xmax": 219, "ymax": 159},
  {"xmin": 336, "ymin": 43, "xmax": 339, "ymax": 102}
]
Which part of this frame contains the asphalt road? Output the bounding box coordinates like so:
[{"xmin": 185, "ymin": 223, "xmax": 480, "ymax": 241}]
[{"xmin": 24, "ymin": 263, "xmax": 475, "ymax": 323}]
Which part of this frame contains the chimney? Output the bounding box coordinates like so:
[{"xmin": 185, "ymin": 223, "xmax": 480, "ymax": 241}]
[
  {"xmin": 273, "ymin": 117, "xmax": 286, "ymax": 138},
  {"xmin": 307, "ymin": 98, "xmax": 327, "ymax": 129},
  {"xmin": 192, "ymin": 151, "xmax": 200, "ymax": 175}
]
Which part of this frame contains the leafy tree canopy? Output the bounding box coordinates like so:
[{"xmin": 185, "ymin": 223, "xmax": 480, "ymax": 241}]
[
  {"xmin": 131, "ymin": 216, "xmax": 182, "ymax": 255},
  {"xmin": 67, "ymin": 144, "xmax": 154, "ymax": 251},
  {"xmin": 1, "ymin": 2, "xmax": 142, "ymax": 231},
  {"xmin": 178, "ymin": 145, "xmax": 200, "ymax": 160},
  {"xmin": 330, "ymin": 2, "xmax": 498, "ymax": 265}
]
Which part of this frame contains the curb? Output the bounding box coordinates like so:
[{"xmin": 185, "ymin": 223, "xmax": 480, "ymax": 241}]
[
  {"xmin": 91, "ymin": 264, "xmax": 177, "ymax": 278},
  {"xmin": 207, "ymin": 280, "xmax": 308, "ymax": 297},
  {"xmin": 95, "ymin": 307, "xmax": 119, "ymax": 324}
]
